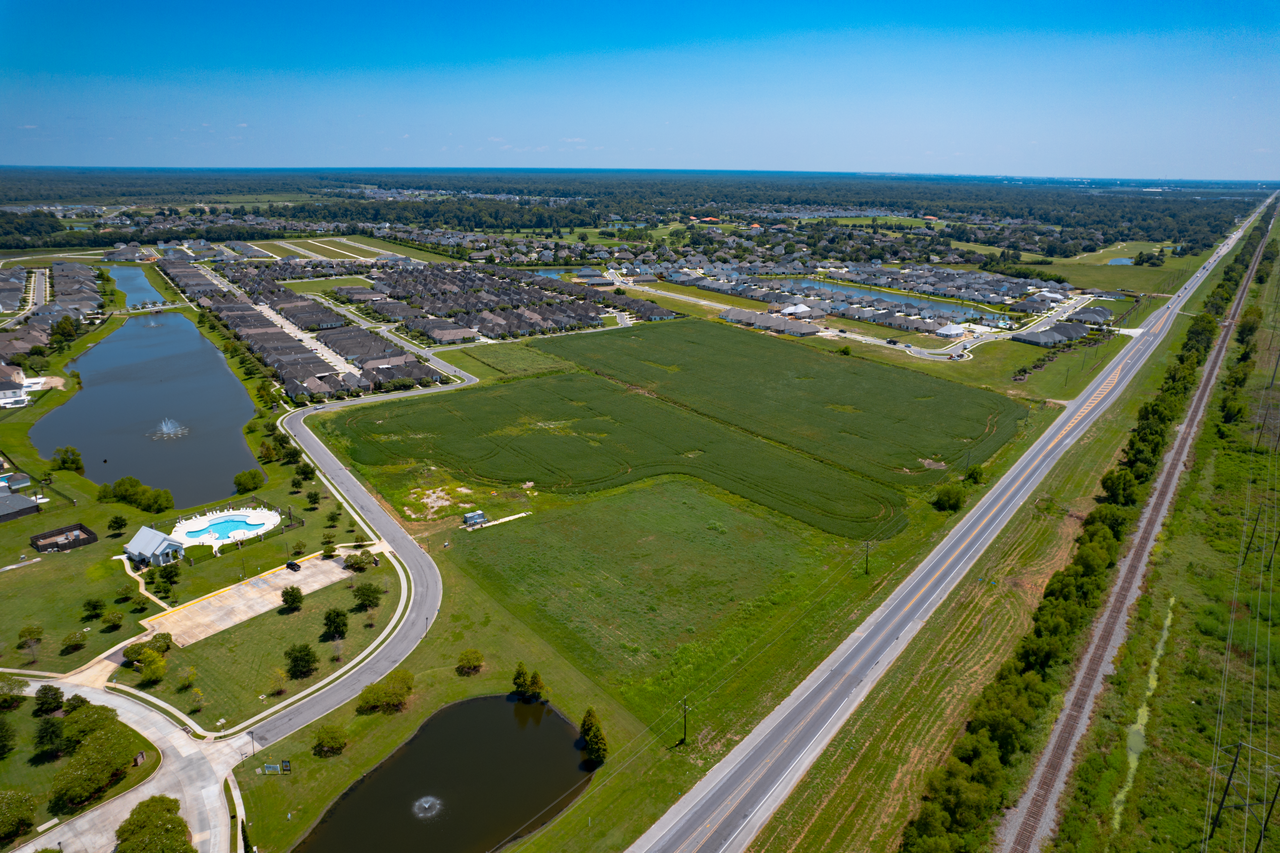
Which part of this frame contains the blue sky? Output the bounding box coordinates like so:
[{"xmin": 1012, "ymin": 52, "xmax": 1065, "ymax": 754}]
[{"xmin": 1, "ymin": 0, "xmax": 1277, "ymax": 178}]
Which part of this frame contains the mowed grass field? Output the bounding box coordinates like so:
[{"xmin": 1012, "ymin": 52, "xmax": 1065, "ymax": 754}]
[
  {"xmin": 316, "ymin": 371, "xmax": 906, "ymax": 540},
  {"xmin": 341, "ymin": 235, "xmax": 455, "ymax": 263},
  {"xmin": 534, "ymin": 320, "xmax": 1026, "ymax": 487}
]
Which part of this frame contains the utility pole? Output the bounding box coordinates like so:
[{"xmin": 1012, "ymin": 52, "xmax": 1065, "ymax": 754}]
[{"xmin": 681, "ymin": 697, "xmax": 688, "ymax": 746}]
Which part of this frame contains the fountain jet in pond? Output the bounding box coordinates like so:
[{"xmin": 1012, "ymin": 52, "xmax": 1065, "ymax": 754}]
[
  {"xmin": 412, "ymin": 796, "xmax": 442, "ymax": 820},
  {"xmin": 150, "ymin": 418, "xmax": 189, "ymax": 440}
]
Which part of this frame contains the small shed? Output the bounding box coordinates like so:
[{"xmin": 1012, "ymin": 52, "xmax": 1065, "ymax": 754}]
[
  {"xmin": 463, "ymin": 511, "xmax": 488, "ymax": 527},
  {"xmin": 124, "ymin": 526, "xmax": 185, "ymax": 566}
]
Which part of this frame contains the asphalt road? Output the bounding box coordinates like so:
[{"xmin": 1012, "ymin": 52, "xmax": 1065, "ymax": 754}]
[{"xmin": 628, "ymin": 213, "xmax": 1268, "ymax": 853}]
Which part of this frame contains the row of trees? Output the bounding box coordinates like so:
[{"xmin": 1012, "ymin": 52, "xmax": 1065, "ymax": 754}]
[{"xmin": 97, "ymin": 475, "xmax": 175, "ymax": 514}]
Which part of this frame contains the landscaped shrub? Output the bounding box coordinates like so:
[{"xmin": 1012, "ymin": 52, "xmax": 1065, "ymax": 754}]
[
  {"xmin": 312, "ymin": 724, "xmax": 347, "ymax": 757},
  {"xmin": 284, "ymin": 644, "xmax": 318, "ymax": 679},
  {"xmin": 356, "ymin": 669, "xmax": 414, "ymax": 713},
  {"xmin": 114, "ymin": 795, "xmax": 196, "ymax": 853},
  {"xmin": 455, "ymin": 649, "xmax": 484, "ymax": 676},
  {"xmin": 232, "ymin": 469, "xmax": 264, "ymax": 494},
  {"xmin": 97, "ymin": 476, "xmax": 174, "ymax": 513},
  {"xmin": 122, "ymin": 633, "xmax": 172, "ymax": 663},
  {"xmin": 0, "ymin": 789, "xmax": 38, "ymax": 841},
  {"xmin": 49, "ymin": 726, "xmax": 134, "ymax": 808}
]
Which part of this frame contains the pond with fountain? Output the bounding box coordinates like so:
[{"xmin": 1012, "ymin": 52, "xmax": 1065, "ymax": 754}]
[
  {"xmin": 30, "ymin": 312, "xmax": 260, "ymax": 508},
  {"xmin": 104, "ymin": 264, "xmax": 165, "ymax": 307},
  {"xmin": 294, "ymin": 696, "xmax": 591, "ymax": 853}
]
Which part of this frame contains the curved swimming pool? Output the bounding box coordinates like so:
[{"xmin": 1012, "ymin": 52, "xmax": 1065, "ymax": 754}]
[{"xmin": 182, "ymin": 514, "xmax": 266, "ymax": 540}]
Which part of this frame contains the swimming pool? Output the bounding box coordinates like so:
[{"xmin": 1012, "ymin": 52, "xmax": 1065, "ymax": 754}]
[{"xmin": 182, "ymin": 514, "xmax": 266, "ymax": 540}]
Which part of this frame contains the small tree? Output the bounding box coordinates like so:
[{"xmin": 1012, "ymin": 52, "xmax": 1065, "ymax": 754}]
[
  {"xmin": 33, "ymin": 685, "xmax": 64, "ymax": 716},
  {"xmin": 297, "ymin": 462, "xmax": 316, "ymax": 480},
  {"xmin": 115, "ymin": 795, "xmax": 196, "ymax": 853},
  {"xmin": 62, "ymin": 631, "xmax": 87, "ymax": 652},
  {"xmin": 130, "ymin": 593, "xmax": 150, "ymax": 611},
  {"xmin": 284, "ymin": 643, "xmax": 318, "ymax": 679},
  {"xmin": 324, "ymin": 608, "xmax": 348, "ymax": 639},
  {"xmin": 178, "ymin": 667, "xmax": 197, "ymax": 691},
  {"xmin": 352, "ymin": 582, "xmax": 381, "ymax": 611},
  {"xmin": 154, "ymin": 580, "xmax": 171, "ymax": 598},
  {"xmin": 258, "ymin": 441, "xmax": 277, "ymax": 463},
  {"xmin": 1101, "ymin": 467, "xmax": 1139, "ymax": 506},
  {"xmin": 306, "ymin": 490, "xmax": 322, "ymax": 508},
  {"xmin": 269, "ymin": 668, "xmax": 288, "ymax": 696},
  {"xmin": 233, "ymin": 469, "xmax": 265, "ymax": 494},
  {"xmin": 35, "ymin": 717, "xmax": 66, "ymax": 754},
  {"xmin": 102, "ymin": 611, "xmax": 124, "ymax": 630},
  {"xmin": 159, "ymin": 564, "xmax": 180, "ymax": 585},
  {"xmin": 513, "ymin": 662, "xmax": 530, "ymax": 697},
  {"xmin": 312, "ymin": 724, "xmax": 347, "ymax": 757},
  {"xmin": 581, "ymin": 707, "xmax": 609, "ymax": 764},
  {"xmin": 115, "ymin": 582, "xmax": 135, "ymax": 601},
  {"xmin": 0, "ymin": 790, "xmax": 37, "ymax": 841},
  {"xmin": 281, "ymin": 586, "xmax": 303, "ymax": 611},
  {"xmin": 108, "ymin": 515, "xmax": 128, "ymax": 535},
  {"xmin": 456, "ymin": 649, "xmax": 484, "ymax": 676},
  {"xmin": 932, "ymin": 483, "xmax": 966, "ymax": 513},
  {"xmin": 83, "ymin": 598, "xmax": 106, "ymax": 619},
  {"xmin": 964, "ymin": 465, "xmax": 985, "ymax": 485},
  {"xmin": 292, "ymin": 540, "xmax": 306, "ymax": 556},
  {"xmin": 326, "ymin": 508, "xmax": 342, "ymax": 527},
  {"xmin": 527, "ymin": 671, "xmax": 547, "ymax": 702},
  {"xmin": 291, "ymin": 475, "xmax": 304, "ymax": 492},
  {"xmin": 63, "ymin": 694, "xmax": 89, "ymax": 715},
  {"xmin": 0, "ymin": 674, "xmax": 27, "ymax": 708},
  {"xmin": 0, "ymin": 717, "xmax": 15, "ymax": 759},
  {"xmin": 138, "ymin": 649, "xmax": 167, "ymax": 684}
]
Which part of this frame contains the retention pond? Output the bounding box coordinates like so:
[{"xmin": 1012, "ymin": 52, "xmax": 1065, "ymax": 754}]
[
  {"xmin": 104, "ymin": 264, "xmax": 164, "ymax": 307},
  {"xmin": 30, "ymin": 312, "xmax": 259, "ymax": 508},
  {"xmin": 295, "ymin": 696, "xmax": 591, "ymax": 853}
]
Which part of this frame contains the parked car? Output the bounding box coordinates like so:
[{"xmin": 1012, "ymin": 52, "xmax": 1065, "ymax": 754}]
[{"xmin": 286, "ymin": 561, "xmax": 301, "ymax": 571}]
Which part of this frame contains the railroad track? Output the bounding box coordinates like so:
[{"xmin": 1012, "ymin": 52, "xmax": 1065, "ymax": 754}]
[{"xmin": 1005, "ymin": 207, "xmax": 1278, "ymax": 853}]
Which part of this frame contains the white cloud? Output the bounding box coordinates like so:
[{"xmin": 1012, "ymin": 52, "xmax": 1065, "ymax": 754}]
[
  {"xmin": 238, "ymin": 123, "xmax": 248, "ymax": 127},
  {"xmin": 561, "ymin": 137, "xmax": 585, "ymax": 143},
  {"xmin": 19, "ymin": 125, "xmax": 36, "ymax": 129}
]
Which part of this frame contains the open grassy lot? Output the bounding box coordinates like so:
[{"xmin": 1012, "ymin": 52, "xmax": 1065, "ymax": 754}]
[
  {"xmin": 309, "ymin": 239, "xmax": 381, "ymax": 259},
  {"xmin": 0, "ymin": 696, "xmax": 160, "ymax": 851},
  {"xmin": 247, "ymin": 242, "xmax": 296, "ymax": 259},
  {"xmin": 285, "ymin": 240, "xmax": 359, "ymax": 261},
  {"xmin": 534, "ymin": 320, "xmax": 1026, "ymax": 487},
  {"xmin": 455, "ymin": 342, "xmax": 571, "ymax": 377},
  {"xmin": 619, "ymin": 287, "xmax": 707, "ymax": 318},
  {"xmin": 824, "ymin": 333, "xmax": 1131, "ymax": 401},
  {"xmin": 341, "ymin": 235, "xmax": 455, "ymax": 263},
  {"xmin": 315, "ymin": 371, "xmax": 906, "ymax": 540},
  {"xmin": 236, "ymin": 392, "xmax": 1054, "ymax": 853},
  {"xmin": 280, "ymin": 275, "xmax": 369, "ymax": 295},
  {"xmin": 433, "ymin": 348, "xmax": 503, "ymax": 381},
  {"xmin": 0, "ymin": 546, "xmax": 162, "ymax": 672},
  {"xmin": 116, "ymin": 562, "xmax": 398, "ymax": 727},
  {"xmin": 633, "ymin": 280, "xmax": 768, "ymax": 312}
]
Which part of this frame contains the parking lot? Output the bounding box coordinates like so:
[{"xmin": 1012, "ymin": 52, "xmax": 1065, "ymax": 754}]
[{"xmin": 143, "ymin": 555, "xmax": 351, "ymax": 647}]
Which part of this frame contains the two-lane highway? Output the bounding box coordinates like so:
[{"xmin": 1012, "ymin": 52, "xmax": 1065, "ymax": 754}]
[{"xmin": 629, "ymin": 206, "xmax": 1271, "ymax": 853}]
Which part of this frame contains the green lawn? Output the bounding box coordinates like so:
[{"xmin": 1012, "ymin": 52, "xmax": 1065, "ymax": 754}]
[
  {"xmin": 281, "ymin": 275, "xmax": 370, "ymax": 295},
  {"xmin": 116, "ymin": 562, "xmax": 398, "ymax": 727},
  {"xmin": 341, "ymin": 236, "xmax": 454, "ymax": 263},
  {"xmin": 0, "ymin": 696, "xmax": 160, "ymax": 851},
  {"xmin": 309, "ymin": 239, "xmax": 381, "ymax": 259},
  {"xmin": 634, "ymin": 280, "xmax": 765, "ymax": 312},
  {"xmin": 433, "ymin": 348, "xmax": 503, "ymax": 381},
  {"xmin": 247, "ymin": 242, "xmax": 301, "ymax": 259}
]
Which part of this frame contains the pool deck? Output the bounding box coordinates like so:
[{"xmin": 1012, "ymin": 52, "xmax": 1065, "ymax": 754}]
[
  {"xmin": 171, "ymin": 508, "xmax": 282, "ymax": 553},
  {"xmin": 142, "ymin": 553, "xmax": 351, "ymax": 647}
]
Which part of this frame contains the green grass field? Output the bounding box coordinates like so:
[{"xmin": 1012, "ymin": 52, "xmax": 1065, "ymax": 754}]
[
  {"xmin": 284, "ymin": 240, "xmax": 358, "ymax": 261},
  {"xmin": 315, "ymin": 371, "xmax": 907, "ymax": 540},
  {"xmin": 0, "ymin": 695, "xmax": 160, "ymax": 850},
  {"xmin": 281, "ymin": 275, "xmax": 370, "ymax": 295},
  {"xmin": 117, "ymin": 562, "xmax": 398, "ymax": 727},
  {"xmin": 341, "ymin": 236, "xmax": 454, "ymax": 263},
  {"xmin": 453, "ymin": 343, "xmax": 571, "ymax": 377},
  {"xmin": 247, "ymin": 242, "xmax": 298, "ymax": 259},
  {"xmin": 309, "ymin": 239, "xmax": 381, "ymax": 259},
  {"xmin": 533, "ymin": 320, "xmax": 1026, "ymax": 488}
]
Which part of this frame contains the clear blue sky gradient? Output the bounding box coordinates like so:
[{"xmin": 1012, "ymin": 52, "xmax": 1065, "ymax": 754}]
[{"xmin": 1, "ymin": 0, "xmax": 1277, "ymax": 178}]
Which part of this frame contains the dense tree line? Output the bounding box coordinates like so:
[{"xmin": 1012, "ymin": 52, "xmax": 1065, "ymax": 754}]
[
  {"xmin": 0, "ymin": 169, "xmax": 1268, "ymax": 248},
  {"xmin": 0, "ymin": 210, "xmax": 64, "ymax": 239},
  {"xmin": 0, "ymin": 223, "xmax": 292, "ymax": 251}
]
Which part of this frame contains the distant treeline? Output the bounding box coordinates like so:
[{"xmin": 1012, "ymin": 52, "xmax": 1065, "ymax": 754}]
[
  {"xmin": 1, "ymin": 168, "xmax": 1272, "ymax": 248},
  {"xmin": 0, "ymin": 218, "xmax": 293, "ymax": 250}
]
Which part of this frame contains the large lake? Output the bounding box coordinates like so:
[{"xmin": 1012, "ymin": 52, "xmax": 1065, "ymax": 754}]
[
  {"xmin": 30, "ymin": 313, "xmax": 259, "ymax": 508},
  {"xmin": 295, "ymin": 696, "xmax": 591, "ymax": 853},
  {"xmin": 104, "ymin": 265, "xmax": 164, "ymax": 307}
]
